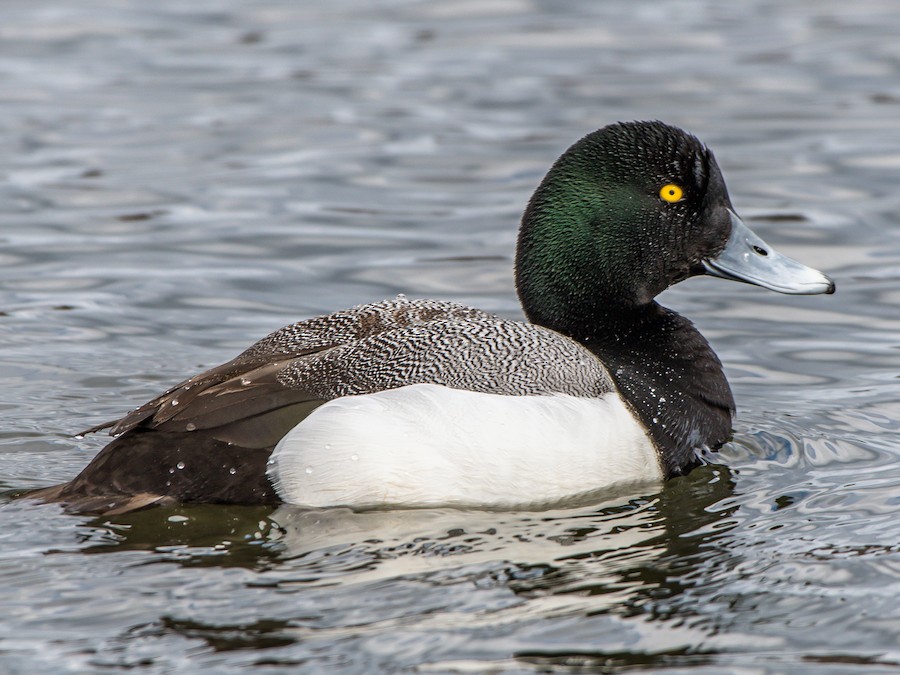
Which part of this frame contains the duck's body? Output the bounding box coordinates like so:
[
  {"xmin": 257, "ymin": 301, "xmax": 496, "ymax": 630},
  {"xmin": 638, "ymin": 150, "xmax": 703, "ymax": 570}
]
[
  {"xmin": 32, "ymin": 298, "xmax": 665, "ymax": 513},
  {"xmin": 27, "ymin": 122, "xmax": 834, "ymax": 515}
]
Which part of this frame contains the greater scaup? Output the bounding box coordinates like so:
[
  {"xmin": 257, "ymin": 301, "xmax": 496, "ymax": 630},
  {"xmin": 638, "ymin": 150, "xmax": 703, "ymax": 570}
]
[{"xmin": 26, "ymin": 121, "xmax": 834, "ymax": 514}]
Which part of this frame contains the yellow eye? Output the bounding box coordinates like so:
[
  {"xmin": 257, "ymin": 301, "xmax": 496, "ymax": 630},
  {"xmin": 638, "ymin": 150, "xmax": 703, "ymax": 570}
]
[{"xmin": 659, "ymin": 184, "xmax": 684, "ymax": 203}]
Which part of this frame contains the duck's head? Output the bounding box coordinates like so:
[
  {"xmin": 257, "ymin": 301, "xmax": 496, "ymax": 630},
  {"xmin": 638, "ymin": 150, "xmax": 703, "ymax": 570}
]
[{"xmin": 516, "ymin": 121, "xmax": 834, "ymax": 334}]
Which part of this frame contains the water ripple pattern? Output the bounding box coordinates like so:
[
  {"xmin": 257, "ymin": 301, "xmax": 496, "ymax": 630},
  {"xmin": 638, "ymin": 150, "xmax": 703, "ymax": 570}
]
[{"xmin": 1, "ymin": 0, "xmax": 899, "ymax": 671}]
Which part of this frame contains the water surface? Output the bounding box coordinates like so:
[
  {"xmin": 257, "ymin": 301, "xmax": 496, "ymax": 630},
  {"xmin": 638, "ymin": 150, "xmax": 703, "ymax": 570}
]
[{"xmin": 2, "ymin": 0, "xmax": 900, "ymax": 671}]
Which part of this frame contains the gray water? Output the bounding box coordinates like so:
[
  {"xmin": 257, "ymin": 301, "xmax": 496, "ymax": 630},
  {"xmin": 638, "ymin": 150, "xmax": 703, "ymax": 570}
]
[{"xmin": 1, "ymin": 0, "xmax": 899, "ymax": 672}]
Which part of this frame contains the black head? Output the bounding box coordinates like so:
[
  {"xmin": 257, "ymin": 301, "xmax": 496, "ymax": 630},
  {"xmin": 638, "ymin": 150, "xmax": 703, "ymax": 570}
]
[
  {"xmin": 516, "ymin": 121, "xmax": 833, "ymax": 337},
  {"xmin": 515, "ymin": 121, "xmax": 736, "ymax": 333}
]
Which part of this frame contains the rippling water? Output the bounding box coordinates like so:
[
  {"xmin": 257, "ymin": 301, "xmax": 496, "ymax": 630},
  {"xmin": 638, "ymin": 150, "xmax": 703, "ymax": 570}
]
[{"xmin": 2, "ymin": 0, "xmax": 899, "ymax": 671}]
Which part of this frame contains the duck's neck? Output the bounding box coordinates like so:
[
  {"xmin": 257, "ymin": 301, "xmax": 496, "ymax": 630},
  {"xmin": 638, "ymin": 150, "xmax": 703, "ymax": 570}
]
[
  {"xmin": 585, "ymin": 303, "xmax": 734, "ymax": 475},
  {"xmin": 516, "ymin": 196, "xmax": 734, "ymax": 475}
]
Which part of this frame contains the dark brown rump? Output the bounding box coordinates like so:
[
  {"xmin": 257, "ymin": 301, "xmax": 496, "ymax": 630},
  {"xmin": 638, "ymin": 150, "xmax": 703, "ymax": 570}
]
[{"xmin": 24, "ymin": 429, "xmax": 280, "ymax": 515}]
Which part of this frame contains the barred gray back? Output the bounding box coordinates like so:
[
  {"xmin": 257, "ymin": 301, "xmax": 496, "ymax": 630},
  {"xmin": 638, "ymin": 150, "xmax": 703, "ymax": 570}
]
[{"xmin": 270, "ymin": 298, "xmax": 616, "ymax": 399}]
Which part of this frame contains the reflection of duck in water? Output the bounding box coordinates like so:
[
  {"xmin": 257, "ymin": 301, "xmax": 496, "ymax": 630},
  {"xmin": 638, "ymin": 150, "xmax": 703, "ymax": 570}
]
[
  {"xmin": 65, "ymin": 464, "xmax": 738, "ymax": 664},
  {"xmin": 267, "ymin": 462, "xmax": 738, "ymax": 596},
  {"xmin": 26, "ymin": 122, "xmax": 834, "ymax": 515}
]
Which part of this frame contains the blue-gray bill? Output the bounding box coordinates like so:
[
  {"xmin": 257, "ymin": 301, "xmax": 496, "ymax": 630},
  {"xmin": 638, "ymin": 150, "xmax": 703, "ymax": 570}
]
[{"xmin": 703, "ymin": 211, "xmax": 835, "ymax": 295}]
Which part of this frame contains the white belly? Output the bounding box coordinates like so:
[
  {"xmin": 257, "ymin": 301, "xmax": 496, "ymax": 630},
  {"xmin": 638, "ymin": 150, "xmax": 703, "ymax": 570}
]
[{"xmin": 267, "ymin": 383, "xmax": 661, "ymax": 509}]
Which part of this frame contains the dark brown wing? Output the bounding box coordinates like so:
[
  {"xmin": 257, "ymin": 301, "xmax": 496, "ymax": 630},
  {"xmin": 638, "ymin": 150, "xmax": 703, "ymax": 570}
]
[
  {"xmin": 27, "ymin": 355, "xmax": 328, "ymax": 515},
  {"xmin": 101, "ymin": 351, "xmax": 326, "ymax": 442}
]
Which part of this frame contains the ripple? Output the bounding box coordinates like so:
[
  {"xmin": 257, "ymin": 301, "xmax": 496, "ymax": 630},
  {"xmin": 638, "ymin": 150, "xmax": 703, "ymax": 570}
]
[{"xmin": 2, "ymin": 0, "xmax": 900, "ymax": 671}]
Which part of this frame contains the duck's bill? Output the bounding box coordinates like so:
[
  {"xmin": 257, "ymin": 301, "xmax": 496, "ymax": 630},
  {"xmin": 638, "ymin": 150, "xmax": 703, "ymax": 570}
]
[{"xmin": 703, "ymin": 211, "xmax": 835, "ymax": 295}]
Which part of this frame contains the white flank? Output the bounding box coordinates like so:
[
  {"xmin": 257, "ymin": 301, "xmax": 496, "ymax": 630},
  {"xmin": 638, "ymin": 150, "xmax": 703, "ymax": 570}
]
[{"xmin": 267, "ymin": 383, "xmax": 662, "ymax": 509}]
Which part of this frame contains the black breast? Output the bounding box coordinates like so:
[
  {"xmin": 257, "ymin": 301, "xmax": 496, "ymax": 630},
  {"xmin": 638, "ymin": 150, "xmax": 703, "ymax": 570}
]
[{"xmin": 583, "ymin": 303, "xmax": 735, "ymax": 476}]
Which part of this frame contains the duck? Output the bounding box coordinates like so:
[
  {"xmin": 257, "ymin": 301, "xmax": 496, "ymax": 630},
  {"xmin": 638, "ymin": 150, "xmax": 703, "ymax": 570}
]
[{"xmin": 25, "ymin": 121, "xmax": 834, "ymax": 515}]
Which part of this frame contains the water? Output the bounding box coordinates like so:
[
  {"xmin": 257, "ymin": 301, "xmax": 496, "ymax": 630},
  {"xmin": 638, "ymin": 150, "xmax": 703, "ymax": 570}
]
[{"xmin": 2, "ymin": 0, "xmax": 899, "ymax": 671}]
